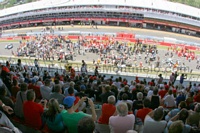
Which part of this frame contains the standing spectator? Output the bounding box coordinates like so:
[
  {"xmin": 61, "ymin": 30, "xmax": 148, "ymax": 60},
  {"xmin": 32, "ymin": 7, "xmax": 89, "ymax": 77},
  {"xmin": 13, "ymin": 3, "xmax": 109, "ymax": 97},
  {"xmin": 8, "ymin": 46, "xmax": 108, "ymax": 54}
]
[
  {"xmin": 180, "ymin": 74, "xmax": 187, "ymax": 86},
  {"xmin": 23, "ymin": 90, "xmax": 47, "ymax": 129},
  {"xmin": 40, "ymin": 79, "xmax": 52, "ymax": 100},
  {"xmin": 143, "ymin": 107, "xmax": 167, "ymax": 133},
  {"xmin": 14, "ymin": 83, "xmax": 28, "ymax": 119},
  {"xmin": 157, "ymin": 74, "xmax": 163, "ymax": 85},
  {"xmin": 61, "ymin": 96, "xmax": 96, "ymax": 133},
  {"xmin": 169, "ymin": 73, "xmax": 175, "ymax": 84},
  {"xmin": 68, "ymin": 66, "xmax": 75, "ymax": 79},
  {"xmin": 34, "ymin": 59, "xmax": 39, "ymax": 71},
  {"xmin": 173, "ymin": 71, "xmax": 179, "ymax": 85},
  {"xmin": 109, "ymin": 103, "xmax": 135, "ymax": 133}
]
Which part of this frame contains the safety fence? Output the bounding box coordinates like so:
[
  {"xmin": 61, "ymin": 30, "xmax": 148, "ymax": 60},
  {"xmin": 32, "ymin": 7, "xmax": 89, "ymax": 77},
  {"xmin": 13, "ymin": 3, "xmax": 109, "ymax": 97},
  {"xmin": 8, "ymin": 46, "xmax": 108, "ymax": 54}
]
[{"xmin": 0, "ymin": 56, "xmax": 199, "ymax": 82}]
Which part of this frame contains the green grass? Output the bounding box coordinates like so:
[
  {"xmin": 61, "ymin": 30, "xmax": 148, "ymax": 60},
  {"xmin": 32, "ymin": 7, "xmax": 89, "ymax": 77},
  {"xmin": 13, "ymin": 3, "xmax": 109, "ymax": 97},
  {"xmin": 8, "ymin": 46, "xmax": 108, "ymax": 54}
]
[{"xmin": 169, "ymin": 0, "xmax": 200, "ymax": 8}]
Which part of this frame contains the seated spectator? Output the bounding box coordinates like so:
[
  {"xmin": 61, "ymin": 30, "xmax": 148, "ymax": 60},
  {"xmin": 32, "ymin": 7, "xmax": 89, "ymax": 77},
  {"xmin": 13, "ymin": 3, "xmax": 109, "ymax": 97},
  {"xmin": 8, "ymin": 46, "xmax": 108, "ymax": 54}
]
[
  {"xmin": 117, "ymin": 94, "xmax": 133, "ymax": 110},
  {"xmin": 78, "ymin": 117, "xmax": 95, "ymax": 133},
  {"xmin": 98, "ymin": 95, "xmax": 116, "ymax": 124},
  {"xmin": 40, "ymin": 79, "xmax": 52, "ymax": 100},
  {"xmin": 28, "ymin": 78, "xmax": 42, "ymax": 99},
  {"xmin": 168, "ymin": 120, "xmax": 184, "ymax": 133},
  {"xmin": 150, "ymin": 88, "xmax": 161, "ymax": 109},
  {"xmin": 14, "ymin": 83, "xmax": 28, "ymax": 119},
  {"xmin": 0, "ymin": 110, "xmax": 22, "ymax": 133},
  {"xmin": 61, "ymin": 96, "xmax": 96, "ymax": 133},
  {"xmin": 109, "ymin": 103, "xmax": 135, "ymax": 133},
  {"xmin": 166, "ymin": 109, "xmax": 191, "ymax": 133},
  {"xmin": 165, "ymin": 101, "xmax": 187, "ymax": 121},
  {"xmin": 23, "ymin": 90, "xmax": 47, "ymax": 129},
  {"xmin": 0, "ymin": 85, "xmax": 14, "ymax": 111},
  {"xmin": 143, "ymin": 107, "xmax": 167, "ymax": 133},
  {"xmin": 49, "ymin": 84, "xmax": 65, "ymax": 105},
  {"xmin": 42, "ymin": 98, "xmax": 66, "ymax": 133},
  {"xmin": 176, "ymin": 90, "xmax": 186, "ymax": 106},
  {"xmin": 99, "ymin": 85, "xmax": 114, "ymax": 103},
  {"xmin": 132, "ymin": 92, "xmax": 143, "ymax": 113},
  {"xmin": 186, "ymin": 103, "xmax": 200, "ymax": 127},
  {"xmin": 11, "ymin": 79, "xmax": 20, "ymax": 99},
  {"xmin": 158, "ymin": 83, "xmax": 168, "ymax": 99},
  {"xmin": 119, "ymin": 85, "xmax": 132, "ymax": 100},
  {"xmin": 136, "ymin": 98, "xmax": 152, "ymax": 123},
  {"xmin": 64, "ymin": 81, "xmax": 77, "ymax": 96},
  {"xmin": 163, "ymin": 90, "xmax": 176, "ymax": 108}
]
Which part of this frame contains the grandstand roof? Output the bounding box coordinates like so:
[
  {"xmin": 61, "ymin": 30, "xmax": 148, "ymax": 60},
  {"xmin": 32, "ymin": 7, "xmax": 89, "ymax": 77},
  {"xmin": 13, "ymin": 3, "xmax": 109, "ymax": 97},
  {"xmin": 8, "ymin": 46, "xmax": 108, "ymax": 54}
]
[{"xmin": 0, "ymin": 0, "xmax": 200, "ymax": 18}]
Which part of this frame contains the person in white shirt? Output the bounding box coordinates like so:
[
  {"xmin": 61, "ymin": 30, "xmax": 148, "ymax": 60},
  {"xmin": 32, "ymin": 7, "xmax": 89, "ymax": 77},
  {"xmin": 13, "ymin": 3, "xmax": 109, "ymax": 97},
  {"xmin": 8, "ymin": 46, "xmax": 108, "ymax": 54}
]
[
  {"xmin": 109, "ymin": 103, "xmax": 135, "ymax": 133},
  {"xmin": 143, "ymin": 107, "xmax": 167, "ymax": 133},
  {"xmin": 163, "ymin": 90, "xmax": 176, "ymax": 108}
]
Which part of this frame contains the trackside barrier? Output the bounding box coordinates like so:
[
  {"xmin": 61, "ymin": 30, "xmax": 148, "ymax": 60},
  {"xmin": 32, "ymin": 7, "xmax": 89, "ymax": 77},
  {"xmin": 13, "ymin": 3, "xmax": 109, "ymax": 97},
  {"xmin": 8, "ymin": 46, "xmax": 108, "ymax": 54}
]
[{"xmin": 0, "ymin": 56, "xmax": 199, "ymax": 82}]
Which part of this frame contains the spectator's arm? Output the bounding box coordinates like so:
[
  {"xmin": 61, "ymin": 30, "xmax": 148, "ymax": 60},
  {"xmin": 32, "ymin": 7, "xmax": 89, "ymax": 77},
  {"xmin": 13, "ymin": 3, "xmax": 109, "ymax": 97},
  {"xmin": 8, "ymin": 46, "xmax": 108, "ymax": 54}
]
[
  {"xmin": 88, "ymin": 98, "xmax": 97, "ymax": 121},
  {"xmin": 0, "ymin": 100, "xmax": 13, "ymax": 115},
  {"xmin": 73, "ymin": 97, "xmax": 86, "ymax": 111}
]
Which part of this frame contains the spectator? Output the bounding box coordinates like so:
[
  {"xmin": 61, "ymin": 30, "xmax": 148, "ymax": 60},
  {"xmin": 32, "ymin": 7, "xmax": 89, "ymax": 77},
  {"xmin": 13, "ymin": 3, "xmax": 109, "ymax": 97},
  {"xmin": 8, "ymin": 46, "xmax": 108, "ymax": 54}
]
[
  {"xmin": 40, "ymin": 79, "xmax": 52, "ymax": 100},
  {"xmin": 186, "ymin": 103, "xmax": 200, "ymax": 127},
  {"xmin": 78, "ymin": 117, "xmax": 95, "ymax": 133},
  {"xmin": 0, "ymin": 110, "xmax": 22, "ymax": 133},
  {"xmin": 176, "ymin": 90, "xmax": 186, "ymax": 106},
  {"xmin": 99, "ymin": 85, "xmax": 114, "ymax": 103},
  {"xmin": 0, "ymin": 85, "xmax": 14, "ymax": 111},
  {"xmin": 163, "ymin": 90, "xmax": 176, "ymax": 108},
  {"xmin": 132, "ymin": 92, "xmax": 143, "ymax": 112},
  {"xmin": 28, "ymin": 78, "xmax": 42, "ymax": 99},
  {"xmin": 143, "ymin": 107, "xmax": 167, "ymax": 133},
  {"xmin": 23, "ymin": 90, "xmax": 47, "ymax": 129},
  {"xmin": 165, "ymin": 101, "xmax": 187, "ymax": 121},
  {"xmin": 98, "ymin": 95, "xmax": 116, "ymax": 124},
  {"xmin": 64, "ymin": 81, "xmax": 77, "ymax": 96},
  {"xmin": 49, "ymin": 84, "xmax": 65, "ymax": 105},
  {"xmin": 168, "ymin": 120, "xmax": 184, "ymax": 133},
  {"xmin": 117, "ymin": 93, "xmax": 133, "ymax": 110},
  {"xmin": 150, "ymin": 88, "xmax": 161, "ymax": 109},
  {"xmin": 10, "ymin": 79, "xmax": 20, "ymax": 99},
  {"xmin": 168, "ymin": 109, "xmax": 191, "ymax": 133},
  {"xmin": 109, "ymin": 103, "xmax": 135, "ymax": 133},
  {"xmin": 180, "ymin": 74, "xmax": 187, "ymax": 85},
  {"xmin": 136, "ymin": 98, "xmax": 152, "ymax": 123},
  {"xmin": 119, "ymin": 85, "xmax": 132, "ymax": 100},
  {"xmin": 61, "ymin": 96, "xmax": 96, "ymax": 133},
  {"xmin": 14, "ymin": 83, "xmax": 28, "ymax": 119},
  {"xmin": 42, "ymin": 98, "xmax": 66, "ymax": 132}
]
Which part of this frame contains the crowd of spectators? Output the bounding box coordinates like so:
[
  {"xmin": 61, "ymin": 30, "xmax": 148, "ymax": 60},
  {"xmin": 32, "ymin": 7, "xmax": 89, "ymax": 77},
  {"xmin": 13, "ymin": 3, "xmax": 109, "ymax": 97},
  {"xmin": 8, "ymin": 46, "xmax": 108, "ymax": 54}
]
[{"xmin": 0, "ymin": 57, "xmax": 200, "ymax": 133}]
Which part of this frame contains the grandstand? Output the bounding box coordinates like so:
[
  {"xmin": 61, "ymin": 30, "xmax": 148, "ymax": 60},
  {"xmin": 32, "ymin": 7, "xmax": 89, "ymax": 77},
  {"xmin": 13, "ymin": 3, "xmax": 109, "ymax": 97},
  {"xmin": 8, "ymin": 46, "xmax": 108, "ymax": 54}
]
[
  {"xmin": 0, "ymin": 0, "xmax": 200, "ymax": 133},
  {"xmin": 0, "ymin": 0, "xmax": 200, "ymax": 37}
]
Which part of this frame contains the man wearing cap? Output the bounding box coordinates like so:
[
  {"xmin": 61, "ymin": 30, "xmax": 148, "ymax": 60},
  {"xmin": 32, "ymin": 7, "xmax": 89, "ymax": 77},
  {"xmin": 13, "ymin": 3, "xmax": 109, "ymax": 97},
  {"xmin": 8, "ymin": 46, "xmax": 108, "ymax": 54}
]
[{"xmin": 61, "ymin": 96, "xmax": 97, "ymax": 133}]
